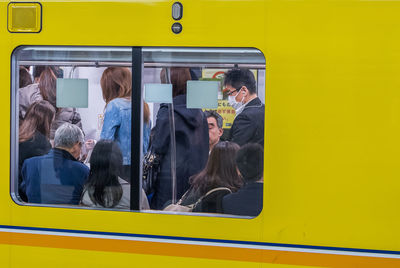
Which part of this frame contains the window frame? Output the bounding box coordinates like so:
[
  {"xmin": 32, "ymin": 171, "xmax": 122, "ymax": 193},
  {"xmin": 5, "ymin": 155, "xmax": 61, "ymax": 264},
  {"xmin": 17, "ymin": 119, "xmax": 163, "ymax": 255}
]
[{"xmin": 10, "ymin": 45, "xmax": 266, "ymax": 218}]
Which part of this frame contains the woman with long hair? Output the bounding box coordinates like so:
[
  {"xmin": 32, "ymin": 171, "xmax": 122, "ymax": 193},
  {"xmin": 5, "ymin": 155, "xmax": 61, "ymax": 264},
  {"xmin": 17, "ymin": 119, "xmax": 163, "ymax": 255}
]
[
  {"xmin": 80, "ymin": 140, "xmax": 149, "ymax": 209},
  {"xmin": 99, "ymin": 67, "xmax": 151, "ymax": 180},
  {"xmin": 37, "ymin": 67, "xmax": 57, "ymax": 107},
  {"xmin": 19, "ymin": 100, "xmax": 56, "ymax": 201},
  {"xmin": 178, "ymin": 141, "xmax": 243, "ymax": 213},
  {"xmin": 39, "ymin": 67, "xmax": 82, "ymax": 139},
  {"xmin": 100, "ymin": 67, "xmax": 132, "ymax": 181},
  {"xmin": 19, "ymin": 66, "xmax": 82, "ymax": 139}
]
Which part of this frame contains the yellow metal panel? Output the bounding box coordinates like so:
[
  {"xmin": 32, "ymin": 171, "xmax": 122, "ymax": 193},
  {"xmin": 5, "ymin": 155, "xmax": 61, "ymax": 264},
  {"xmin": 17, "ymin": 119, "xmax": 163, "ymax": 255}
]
[
  {"xmin": 8, "ymin": 2, "xmax": 42, "ymax": 33},
  {"xmin": 10, "ymin": 245, "xmax": 312, "ymax": 268},
  {"xmin": 263, "ymin": 0, "xmax": 400, "ymax": 251},
  {"xmin": 5, "ymin": 0, "xmax": 264, "ymax": 247},
  {"xmin": 0, "ymin": 244, "xmax": 10, "ymax": 267},
  {"xmin": 1, "ymin": 0, "xmax": 400, "ymax": 267}
]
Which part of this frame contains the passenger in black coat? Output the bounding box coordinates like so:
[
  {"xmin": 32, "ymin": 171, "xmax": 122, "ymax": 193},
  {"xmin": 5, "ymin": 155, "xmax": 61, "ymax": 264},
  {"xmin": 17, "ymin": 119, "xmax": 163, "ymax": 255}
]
[
  {"xmin": 19, "ymin": 131, "xmax": 51, "ymax": 172},
  {"xmin": 222, "ymin": 143, "xmax": 264, "ymax": 217},
  {"xmin": 150, "ymin": 67, "xmax": 209, "ymax": 209},
  {"xmin": 19, "ymin": 131, "xmax": 52, "ymax": 201},
  {"xmin": 222, "ymin": 182, "xmax": 263, "ymax": 216},
  {"xmin": 224, "ymin": 68, "xmax": 265, "ymax": 146},
  {"xmin": 18, "ymin": 100, "xmax": 55, "ymax": 201},
  {"xmin": 230, "ymin": 97, "xmax": 264, "ymax": 146},
  {"xmin": 150, "ymin": 94, "xmax": 209, "ymax": 209}
]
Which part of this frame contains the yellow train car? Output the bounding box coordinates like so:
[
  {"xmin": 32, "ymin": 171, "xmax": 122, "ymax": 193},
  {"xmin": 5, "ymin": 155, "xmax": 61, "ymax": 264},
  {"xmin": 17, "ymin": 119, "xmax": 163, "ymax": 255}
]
[{"xmin": 2, "ymin": 0, "xmax": 400, "ymax": 267}]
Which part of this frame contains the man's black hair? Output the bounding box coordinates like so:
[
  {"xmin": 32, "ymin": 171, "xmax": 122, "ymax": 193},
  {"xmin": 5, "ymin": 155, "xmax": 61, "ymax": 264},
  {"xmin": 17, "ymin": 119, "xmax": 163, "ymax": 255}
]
[
  {"xmin": 224, "ymin": 68, "xmax": 257, "ymax": 94},
  {"xmin": 235, "ymin": 143, "xmax": 263, "ymax": 182},
  {"xmin": 204, "ymin": 110, "xmax": 223, "ymax": 129}
]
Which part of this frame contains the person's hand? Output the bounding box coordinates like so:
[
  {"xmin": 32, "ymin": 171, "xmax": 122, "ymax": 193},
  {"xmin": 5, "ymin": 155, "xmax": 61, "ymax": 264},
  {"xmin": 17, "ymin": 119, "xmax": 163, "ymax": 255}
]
[
  {"xmin": 79, "ymin": 154, "xmax": 87, "ymax": 163},
  {"xmin": 85, "ymin": 139, "xmax": 97, "ymax": 151}
]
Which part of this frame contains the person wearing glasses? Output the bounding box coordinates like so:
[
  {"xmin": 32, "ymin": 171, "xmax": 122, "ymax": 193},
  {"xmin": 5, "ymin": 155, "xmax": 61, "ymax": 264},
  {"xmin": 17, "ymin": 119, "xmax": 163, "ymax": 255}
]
[
  {"xmin": 224, "ymin": 68, "xmax": 265, "ymax": 146},
  {"xmin": 20, "ymin": 123, "xmax": 89, "ymax": 205}
]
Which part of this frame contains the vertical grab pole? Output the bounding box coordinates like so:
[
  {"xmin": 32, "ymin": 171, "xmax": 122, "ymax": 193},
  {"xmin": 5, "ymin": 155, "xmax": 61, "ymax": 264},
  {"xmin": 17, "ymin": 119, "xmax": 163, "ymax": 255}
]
[
  {"xmin": 130, "ymin": 47, "xmax": 142, "ymax": 211},
  {"xmin": 164, "ymin": 68, "xmax": 177, "ymax": 204},
  {"xmin": 169, "ymin": 103, "xmax": 177, "ymax": 204}
]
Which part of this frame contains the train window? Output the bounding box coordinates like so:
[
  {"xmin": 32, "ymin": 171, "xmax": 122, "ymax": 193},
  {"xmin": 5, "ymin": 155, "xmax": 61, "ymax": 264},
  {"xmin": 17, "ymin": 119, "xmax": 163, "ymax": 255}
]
[
  {"xmin": 186, "ymin": 81, "xmax": 219, "ymax": 109},
  {"xmin": 144, "ymin": 83, "xmax": 173, "ymax": 103},
  {"xmin": 142, "ymin": 48, "xmax": 265, "ymax": 217},
  {"xmin": 11, "ymin": 46, "xmax": 266, "ymax": 218},
  {"xmin": 11, "ymin": 46, "xmax": 135, "ymax": 209},
  {"xmin": 56, "ymin": 78, "xmax": 89, "ymax": 108}
]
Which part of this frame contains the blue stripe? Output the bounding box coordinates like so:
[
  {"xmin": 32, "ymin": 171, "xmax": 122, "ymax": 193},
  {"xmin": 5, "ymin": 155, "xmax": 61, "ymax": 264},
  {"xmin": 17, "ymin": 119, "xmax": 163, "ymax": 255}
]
[{"xmin": 0, "ymin": 224, "xmax": 399, "ymax": 256}]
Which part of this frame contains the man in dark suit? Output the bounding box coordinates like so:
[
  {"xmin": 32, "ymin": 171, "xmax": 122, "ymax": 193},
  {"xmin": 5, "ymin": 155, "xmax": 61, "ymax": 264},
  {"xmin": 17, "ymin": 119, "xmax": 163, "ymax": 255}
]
[
  {"xmin": 222, "ymin": 143, "xmax": 263, "ymax": 217},
  {"xmin": 224, "ymin": 68, "xmax": 265, "ymax": 146}
]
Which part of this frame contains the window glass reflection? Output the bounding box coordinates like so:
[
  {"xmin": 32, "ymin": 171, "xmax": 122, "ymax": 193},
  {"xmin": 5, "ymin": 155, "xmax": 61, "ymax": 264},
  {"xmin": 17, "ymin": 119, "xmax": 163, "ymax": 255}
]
[{"xmin": 13, "ymin": 46, "xmax": 266, "ymax": 218}]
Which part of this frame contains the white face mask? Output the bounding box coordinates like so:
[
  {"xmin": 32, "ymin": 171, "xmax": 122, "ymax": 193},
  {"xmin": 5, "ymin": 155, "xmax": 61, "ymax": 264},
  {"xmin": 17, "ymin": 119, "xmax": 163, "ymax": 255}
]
[{"xmin": 228, "ymin": 89, "xmax": 245, "ymax": 111}]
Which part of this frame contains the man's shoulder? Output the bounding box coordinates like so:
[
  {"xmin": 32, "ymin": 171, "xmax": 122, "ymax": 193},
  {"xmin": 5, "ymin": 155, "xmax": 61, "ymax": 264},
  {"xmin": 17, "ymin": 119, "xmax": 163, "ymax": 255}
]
[
  {"xmin": 223, "ymin": 188, "xmax": 245, "ymax": 202},
  {"xmin": 56, "ymin": 151, "xmax": 89, "ymax": 173},
  {"xmin": 224, "ymin": 183, "xmax": 262, "ymax": 200},
  {"xmin": 70, "ymin": 160, "xmax": 89, "ymax": 172},
  {"xmin": 244, "ymin": 98, "xmax": 264, "ymax": 111},
  {"xmin": 23, "ymin": 153, "xmax": 48, "ymax": 165},
  {"xmin": 222, "ymin": 191, "xmax": 243, "ymax": 212},
  {"xmin": 64, "ymin": 160, "xmax": 89, "ymax": 182},
  {"xmin": 231, "ymin": 109, "xmax": 254, "ymax": 125},
  {"xmin": 223, "ymin": 184, "xmax": 263, "ymax": 208},
  {"xmin": 235, "ymin": 99, "xmax": 264, "ymax": 121}
]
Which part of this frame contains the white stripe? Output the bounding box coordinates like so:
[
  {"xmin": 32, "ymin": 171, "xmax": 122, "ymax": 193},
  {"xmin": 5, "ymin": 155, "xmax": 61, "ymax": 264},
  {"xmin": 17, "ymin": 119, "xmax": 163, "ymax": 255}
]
[{"xmin": 0, "ymin": 227, "xmax": 399, "ymax": 259}]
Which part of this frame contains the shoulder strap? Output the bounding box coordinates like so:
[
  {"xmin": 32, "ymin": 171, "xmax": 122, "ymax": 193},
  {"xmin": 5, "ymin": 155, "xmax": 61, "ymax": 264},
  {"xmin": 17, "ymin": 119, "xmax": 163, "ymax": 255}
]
[
  {"xmin": 176, "ymin": 187, "xmax": 193, "ymax": 205},
  {"xmin": 192, "ymin": 187, "xmax": 232, "ymax": 208},
  {"xmin": 203, "ymin": 187, "xmax": 232, "ymax": 197}
]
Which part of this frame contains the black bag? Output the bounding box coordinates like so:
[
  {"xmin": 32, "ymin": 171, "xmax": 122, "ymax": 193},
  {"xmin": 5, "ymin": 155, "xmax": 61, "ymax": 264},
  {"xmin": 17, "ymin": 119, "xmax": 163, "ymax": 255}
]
[{"xmin": 142, "ymin": 149, "xmax": 161, "ymax": 195}]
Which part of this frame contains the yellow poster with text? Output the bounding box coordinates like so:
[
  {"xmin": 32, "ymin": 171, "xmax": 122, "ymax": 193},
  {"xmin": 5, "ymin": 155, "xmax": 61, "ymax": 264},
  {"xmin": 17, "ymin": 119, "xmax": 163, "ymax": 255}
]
[{"xmin": 205, "ymin": 100, "xmax": 236, "ymax": 129}]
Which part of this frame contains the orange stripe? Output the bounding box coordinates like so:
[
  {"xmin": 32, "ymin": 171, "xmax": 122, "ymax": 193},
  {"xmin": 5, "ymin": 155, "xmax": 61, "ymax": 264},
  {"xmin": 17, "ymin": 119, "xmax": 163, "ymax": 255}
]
[{"xmin": 0, "ymin": 231, "xmax": 400, "ymax": 267}]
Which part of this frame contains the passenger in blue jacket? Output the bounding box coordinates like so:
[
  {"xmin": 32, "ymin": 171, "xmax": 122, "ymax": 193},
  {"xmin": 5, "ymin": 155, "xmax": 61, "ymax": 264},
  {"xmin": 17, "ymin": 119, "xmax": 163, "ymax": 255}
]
[
  {"xmin": 21, "ymin": 123, "xmax": 89, "ymax": 205},
  {"xmin": 100, "ymin": 67, "xmax": 133, "ymax": 180},
  {"xmin": 150, "ymin": 68, "xmax": 209, "ymax": 209},
  {"xmin": 100, "ymin": 67, "xmax": 151, "ymax": 181}
]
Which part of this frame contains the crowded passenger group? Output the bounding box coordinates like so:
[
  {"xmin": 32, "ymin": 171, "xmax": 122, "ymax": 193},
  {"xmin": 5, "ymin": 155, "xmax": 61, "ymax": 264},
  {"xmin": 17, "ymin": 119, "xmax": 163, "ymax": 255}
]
[{"xmin": 17, "ymin": 66, "xmax": 265, "ymax": 216}]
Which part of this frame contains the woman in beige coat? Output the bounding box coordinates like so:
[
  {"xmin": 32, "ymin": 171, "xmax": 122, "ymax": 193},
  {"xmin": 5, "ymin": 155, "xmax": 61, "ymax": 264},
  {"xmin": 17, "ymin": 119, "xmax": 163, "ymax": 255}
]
[{"xmin": 18, "ymin": 67, "xmax": 82, "ymax": 139}]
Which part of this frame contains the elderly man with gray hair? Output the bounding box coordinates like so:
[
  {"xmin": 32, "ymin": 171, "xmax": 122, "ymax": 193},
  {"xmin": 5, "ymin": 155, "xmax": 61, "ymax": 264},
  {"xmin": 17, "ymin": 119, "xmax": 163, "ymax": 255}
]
[
  {"xmin": 204, "ymin": 110, "xmax": 224, "ymax": 153},
  {"xmin": 21, "ymin": 123, "xmax": 89, "ymax": 205}
]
